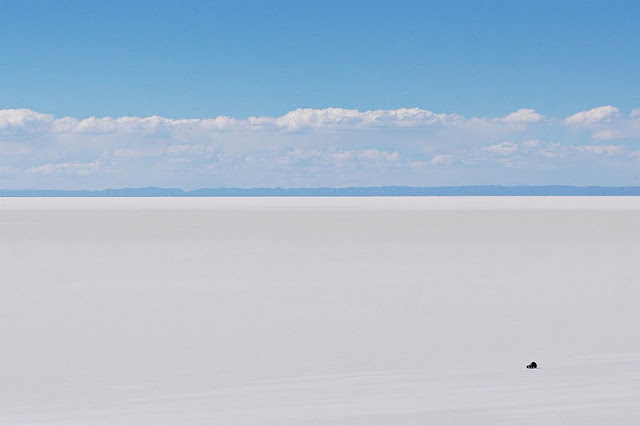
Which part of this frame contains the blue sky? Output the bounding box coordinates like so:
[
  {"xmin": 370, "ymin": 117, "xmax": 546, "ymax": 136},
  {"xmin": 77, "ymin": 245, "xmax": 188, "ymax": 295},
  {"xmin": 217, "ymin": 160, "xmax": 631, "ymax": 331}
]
[{"xmin": 1, "ymin": 1, "xmax": 640, "ymax": 189}]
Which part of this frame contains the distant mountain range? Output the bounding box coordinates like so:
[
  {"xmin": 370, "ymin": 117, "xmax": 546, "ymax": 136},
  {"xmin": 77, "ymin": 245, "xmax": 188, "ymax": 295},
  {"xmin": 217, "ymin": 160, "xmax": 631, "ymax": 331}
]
[{"xmin": 2, "ymin": 186, "xmax": 640, "ymax": 197}]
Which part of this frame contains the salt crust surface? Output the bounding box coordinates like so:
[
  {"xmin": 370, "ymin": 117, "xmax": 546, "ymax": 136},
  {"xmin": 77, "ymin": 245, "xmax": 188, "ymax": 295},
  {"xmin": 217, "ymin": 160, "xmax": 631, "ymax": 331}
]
[
  {"xmin": 2, "ymin": 195, "xmax": 640, "ymax": 210},
  {"xmin": 1, "ymin": 197, "xmax": 639, "ymax": 424}
]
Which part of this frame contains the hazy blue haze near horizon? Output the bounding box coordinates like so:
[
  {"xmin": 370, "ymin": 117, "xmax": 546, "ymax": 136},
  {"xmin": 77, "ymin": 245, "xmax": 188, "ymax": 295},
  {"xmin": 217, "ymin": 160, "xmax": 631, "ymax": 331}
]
[{"xmin": 3, "ymin": 186, "xmax": 640, "ymax": 197}]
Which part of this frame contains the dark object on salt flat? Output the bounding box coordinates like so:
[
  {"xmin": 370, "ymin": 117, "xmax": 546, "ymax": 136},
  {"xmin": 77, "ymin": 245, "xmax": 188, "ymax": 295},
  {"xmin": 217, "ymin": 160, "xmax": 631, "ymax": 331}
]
[{"xmin": 526, "ymin": 361, "xmax": 538, "ymax": 369}]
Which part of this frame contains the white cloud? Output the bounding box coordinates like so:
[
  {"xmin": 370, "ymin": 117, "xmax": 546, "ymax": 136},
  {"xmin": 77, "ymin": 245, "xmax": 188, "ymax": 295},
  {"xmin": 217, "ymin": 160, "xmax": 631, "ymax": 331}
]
[
  {"xmin": 165, "ymin": 144, "xmax": 215, "ymax": 156},
  {"xmin": 335, "ymin": 149, "xmax": 400, "ymax": 162},
  {"xmin": 51, "ymin": 116, "xmax": 81, "ymax": 133},
  {"xmin": 435, "ymin": 141, "xmax": 628, "ymax": 170},
  {"xmin": 2, "ymin": 105, "xmax": 640, "ymax": 189},
  {"xmin": 522, "ymin": 139, "xmax": 541, "ymax": 148},
  {"xmin": 0, "ymin": 109, "xmax": 53, "ymax": 132},
  {"xmin": 0, "ymin": 106, "xmax": 550, "ymax": 139},
  {"xmin": 494, "ymin": 109, "xmax": 544, "ymax": 124},
  {"xmin": 592, "ymin": 129, "xmax": 624, "ymax": 140},
  {"xmin": 27, "ymin": 160, "xmax": 105, "ymax": 176},
  {"xmin": 482, "ymin": 142, "xmax": 519, "ymax": 156},
  {"xmin": 581, "ymin": 145, "xmax": 625, "ymax": 156},
  {"xmin": 1, "ymin": 106, "xmax": 635, "ymax": 140},
  {"xmin": 431, "ymin": 154, "xmax": 456, "ymax": 166},
  {"xmin": 259, "ymin": 107, "xmax": 456, "ymax": 130},
  {"xmin": 276, "ymin": 148, "xmax": 399, "ymax": 166},
  {"xmin": 50, "ymin": 115, "xmax": 238, "ymax": 136},
  {"xmin": 564, "ymin": 105, "xmax": 621, "ymax": 126},
  {"xmin": 273, "ymin": 108, "xmax": 362, "ymax": 130}
]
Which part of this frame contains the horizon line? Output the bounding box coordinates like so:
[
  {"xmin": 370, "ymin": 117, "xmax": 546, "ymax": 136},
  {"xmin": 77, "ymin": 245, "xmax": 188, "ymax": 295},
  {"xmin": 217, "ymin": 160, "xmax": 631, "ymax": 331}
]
[{"xmin": 2, "ymin": 185, "xmax": 640, "ymax": 197}]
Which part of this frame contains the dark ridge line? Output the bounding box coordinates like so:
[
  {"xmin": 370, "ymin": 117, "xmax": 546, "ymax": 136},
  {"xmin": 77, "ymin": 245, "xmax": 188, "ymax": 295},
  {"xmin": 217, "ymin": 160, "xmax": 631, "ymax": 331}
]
[{"xmin": 2, "ymin": 186, "xmax": 640, "ymax": 197}]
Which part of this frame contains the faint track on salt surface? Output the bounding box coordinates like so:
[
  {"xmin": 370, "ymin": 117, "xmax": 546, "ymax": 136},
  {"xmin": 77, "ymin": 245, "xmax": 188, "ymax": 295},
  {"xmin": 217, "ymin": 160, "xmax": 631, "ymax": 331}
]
[{"xmin": 7, "ymin": 357, "xmax": 640, "ymax": 425}]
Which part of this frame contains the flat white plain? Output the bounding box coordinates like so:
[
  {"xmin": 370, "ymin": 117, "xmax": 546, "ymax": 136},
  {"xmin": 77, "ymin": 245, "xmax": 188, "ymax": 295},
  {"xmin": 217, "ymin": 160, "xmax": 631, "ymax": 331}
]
[{"xmin": 1, "ymin": 197, "xmax": 639, "ymax": 425}]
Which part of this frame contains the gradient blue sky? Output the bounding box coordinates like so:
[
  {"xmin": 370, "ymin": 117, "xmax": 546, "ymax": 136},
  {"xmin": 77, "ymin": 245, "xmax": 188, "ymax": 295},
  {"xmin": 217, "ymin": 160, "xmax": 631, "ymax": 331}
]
[{"xmin": 1, "ymin": 1, "xmax": 640, "ymax": 189}]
